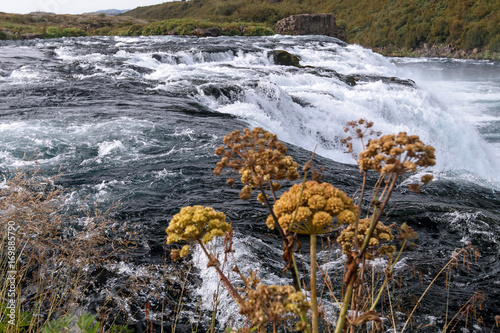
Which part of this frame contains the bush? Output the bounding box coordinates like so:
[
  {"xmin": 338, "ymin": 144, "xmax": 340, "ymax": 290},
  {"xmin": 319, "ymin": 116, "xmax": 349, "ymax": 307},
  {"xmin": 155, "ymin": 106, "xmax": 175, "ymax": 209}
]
[
  {"xmin": 487, "ymin": 34, "xmax": 500, "ymax": 52},
  {"xmin": 243, "ymin": 26, "xmax": 274, "ymax": 36},
  {"xmin": 463, "ymin": 23, "xmax": 488, "ymax": 49},
  {"xmin": 0, "ymin": 165, "xmax": 138, "ymax": 331},
  {"xmin": 44, "ymin": 26, "xmax": 87, "ymax": 38}
]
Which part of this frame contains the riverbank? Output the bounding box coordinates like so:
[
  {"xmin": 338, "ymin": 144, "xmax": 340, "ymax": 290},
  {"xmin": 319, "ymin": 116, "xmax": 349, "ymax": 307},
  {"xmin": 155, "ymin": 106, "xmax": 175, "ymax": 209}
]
[
  {"xmin": 2, "ymin": 13, "xmax": 499, "ymax": 61},
  {"xmin": 373, "ymin": 43, "xmax": 500, "ymax": 61}
]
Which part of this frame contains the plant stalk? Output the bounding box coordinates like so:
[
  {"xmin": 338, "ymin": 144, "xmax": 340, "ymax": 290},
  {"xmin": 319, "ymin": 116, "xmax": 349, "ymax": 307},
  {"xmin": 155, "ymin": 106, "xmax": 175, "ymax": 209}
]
[
  {"xmin": 370, "ymin": 238, "xmax": 407, "ymax": 311},
  {"xmin": 334, "ymin": 275, "xmax": 355, "ymax": 333},
  {"xmin": 310, "ymin": 234, "xmax": 319, "ymax": 333},
  {"xmin": 197, "ymin": 240, "xmax": 243, "ymax": 304}
]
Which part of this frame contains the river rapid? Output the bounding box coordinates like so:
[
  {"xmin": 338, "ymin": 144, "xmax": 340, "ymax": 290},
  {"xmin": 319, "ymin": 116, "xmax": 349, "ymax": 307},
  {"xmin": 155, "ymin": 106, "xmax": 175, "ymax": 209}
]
[{"xmin": 0, "ymin": 35, "xmax": 499, "ymax": 332}]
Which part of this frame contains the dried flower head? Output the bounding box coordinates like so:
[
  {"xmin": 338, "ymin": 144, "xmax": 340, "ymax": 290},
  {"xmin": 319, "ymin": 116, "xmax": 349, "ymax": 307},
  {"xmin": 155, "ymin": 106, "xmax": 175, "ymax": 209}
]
[
  {"xmin": 239, "ymin": 284, "xmax": 311, "ymax": 332},
  {"xmin": 214, "ymin": 128, "xmax": 300, "ymax": 200},
  {"xmin": 358, "ymin": 132, "xmax": 436, "ymax": 174},
  {"xmin": 166, "ymin": 206, "xmax": 230, "ymax": 257},
  {"xmin": 341, "ymin": 118, "xmax": 382, "ymax": 156},
  {"xmin": 337, "ymin": 218, "xmax": 395, "ymax": 257},
  {"xmin": 267, "ymin": 181, "xmax": 358, "ymax": 234}
]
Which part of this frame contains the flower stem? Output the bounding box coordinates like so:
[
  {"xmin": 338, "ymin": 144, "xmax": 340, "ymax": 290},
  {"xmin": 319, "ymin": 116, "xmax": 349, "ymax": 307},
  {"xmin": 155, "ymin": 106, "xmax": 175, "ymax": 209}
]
[
  {"xmin": 334, "ymin": 275, "xmax": 355, "ymax": 333},
  {"xmin": 197, "ymin": 239, "xmax": 243, "ymax": 304},
  {"xmin": 310, "ymin": 234, "xmax": 319, "ymax": 333}
]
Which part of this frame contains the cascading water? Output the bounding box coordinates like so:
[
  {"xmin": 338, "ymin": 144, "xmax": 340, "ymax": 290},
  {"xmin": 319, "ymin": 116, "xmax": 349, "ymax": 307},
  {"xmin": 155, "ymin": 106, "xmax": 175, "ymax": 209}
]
[{"xmin": 1, "ymin": 35, "xmax": 499, "ymax": 331}]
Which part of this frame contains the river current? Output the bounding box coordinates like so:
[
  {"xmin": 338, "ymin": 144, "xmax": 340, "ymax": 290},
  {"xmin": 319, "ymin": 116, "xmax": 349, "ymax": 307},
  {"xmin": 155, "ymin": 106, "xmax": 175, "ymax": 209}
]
[{"xmin": 0, "ymin": 35, "xmax": 499, "ymax": 332}]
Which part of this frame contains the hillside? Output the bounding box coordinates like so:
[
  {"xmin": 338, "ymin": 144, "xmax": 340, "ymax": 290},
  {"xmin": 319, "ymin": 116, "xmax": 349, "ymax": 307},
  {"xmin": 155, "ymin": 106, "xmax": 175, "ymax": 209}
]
[
  {"xmin": 125, "ymin": 0, "xmax": 500, "ymax": 54},
  {"xmin": 0, "ymin": 12, "xmax": 148, "ymax": 39}
]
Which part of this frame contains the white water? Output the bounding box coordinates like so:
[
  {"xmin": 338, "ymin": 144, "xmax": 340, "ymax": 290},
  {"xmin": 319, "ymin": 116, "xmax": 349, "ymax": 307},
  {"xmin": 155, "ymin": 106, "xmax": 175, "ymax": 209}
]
[
  {"xmin": 116, "ymin": 36, "xmax": 499, "ymax": 183},
  {"xmin": 2, "ymin": 36, "xmax": 498, "ymax": 184}
]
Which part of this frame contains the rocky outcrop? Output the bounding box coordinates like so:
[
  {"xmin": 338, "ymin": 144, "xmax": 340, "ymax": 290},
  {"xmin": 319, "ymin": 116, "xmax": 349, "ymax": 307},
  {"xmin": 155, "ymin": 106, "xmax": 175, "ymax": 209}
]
[{"xmin": 275, "ymin": 14, "xmax": 347, "ymax": 42}]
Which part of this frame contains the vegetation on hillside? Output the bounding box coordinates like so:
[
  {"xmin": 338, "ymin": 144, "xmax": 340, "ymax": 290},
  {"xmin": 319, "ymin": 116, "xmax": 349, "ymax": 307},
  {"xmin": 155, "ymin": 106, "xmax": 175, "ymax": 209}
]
[
  {"xmin": 0, "ymin": 12, "xmax": 148, "ymax": 39},
  {"xmin": 2, "ymin": 0, "xmax": 499, "ymax": 57},
  {"xmin": 0, "ymin": 12, "xmax": 275, "ymax": 39},
  {"xmin": 126, "ymin": 0, "xmax": 500, "ymax": 54}
]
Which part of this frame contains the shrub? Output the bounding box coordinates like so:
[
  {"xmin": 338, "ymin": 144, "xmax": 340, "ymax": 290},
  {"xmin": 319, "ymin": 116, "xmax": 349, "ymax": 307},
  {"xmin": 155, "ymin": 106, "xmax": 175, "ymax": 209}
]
[
  {"xmin": 0, "ymin": 165, "xmax": 138, "ymax": 331},
  {"xmin": 243, "ymin": 26, "xmax": 274, "ymax": 36},
  {"xmin": 44, "ymin": 26, "xmax": 87, "ymax": 38},
  {"xmin": 463, "ymin": 23, "xmax": 488, "ymax": 49}
]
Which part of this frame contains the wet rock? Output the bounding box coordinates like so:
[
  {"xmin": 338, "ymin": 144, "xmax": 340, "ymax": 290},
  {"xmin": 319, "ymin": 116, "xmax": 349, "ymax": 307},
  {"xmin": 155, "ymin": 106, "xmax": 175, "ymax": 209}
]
[
  {"xmin": 275, "ymin": 14, "xmax": 348, "ymax": 42},
  {"xmin": 271, "ymin": 50, "xmax": 303, "ymax": 68}
]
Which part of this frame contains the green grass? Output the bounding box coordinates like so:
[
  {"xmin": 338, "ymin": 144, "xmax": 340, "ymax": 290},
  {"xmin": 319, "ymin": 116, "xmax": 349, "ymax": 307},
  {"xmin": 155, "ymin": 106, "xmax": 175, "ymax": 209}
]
[{"xmin": 125, "ymin": 0, "xmax": 500, "ymax": 53}]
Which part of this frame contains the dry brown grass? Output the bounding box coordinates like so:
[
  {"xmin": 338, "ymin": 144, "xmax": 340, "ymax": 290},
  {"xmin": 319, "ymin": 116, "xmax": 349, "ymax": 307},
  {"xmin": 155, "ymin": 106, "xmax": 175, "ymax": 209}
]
[{"xmin": 0, "ymin": 163, "xmax": 139, "ymax": 331}]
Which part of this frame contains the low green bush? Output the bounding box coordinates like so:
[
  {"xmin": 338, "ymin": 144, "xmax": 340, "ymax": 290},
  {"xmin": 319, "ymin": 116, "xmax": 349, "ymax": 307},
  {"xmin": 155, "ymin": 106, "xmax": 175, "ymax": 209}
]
[{"xmin": 44, "ymin": 26, "xmax": 87, "ymax": 38}]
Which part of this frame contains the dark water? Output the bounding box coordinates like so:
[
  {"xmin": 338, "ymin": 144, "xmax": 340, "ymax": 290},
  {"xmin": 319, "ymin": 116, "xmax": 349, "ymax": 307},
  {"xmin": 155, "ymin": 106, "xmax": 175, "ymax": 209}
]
[{"xmin": 0, "ymin": 35, "xmax": 499, "ymax": 332}]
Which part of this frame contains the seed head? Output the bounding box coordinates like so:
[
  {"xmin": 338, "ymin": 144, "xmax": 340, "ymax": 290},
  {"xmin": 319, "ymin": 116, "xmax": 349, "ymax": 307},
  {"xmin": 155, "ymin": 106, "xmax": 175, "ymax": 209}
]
[
  {"xmin": 337, "ymin": 218, "xmax": 395, "ymax": 258},
  {"xmin": 358, "ymin": 132, "xmax": 436, "ymax": 174},
  {"xmin": 214, "ymin": 128, "xmax": 299, "ymax": 200},
  {"xmin": 166, "ymin": 206, "xmax": 230, "ymax": 258},
  {"xmin": 239, "ymin": 284, "xmax": 311, "ymax": 332},
  {"xmin": 269, "ymin": 181, "xmax": 358, "ymax": 235}
]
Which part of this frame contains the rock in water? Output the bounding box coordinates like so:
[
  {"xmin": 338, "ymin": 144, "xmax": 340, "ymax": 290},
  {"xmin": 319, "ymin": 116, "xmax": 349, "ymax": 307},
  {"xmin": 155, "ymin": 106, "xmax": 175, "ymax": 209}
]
[
  {"xmin": 272, "ymin": 50, "xmax": 303, "ymax": 67},
  {"xmin": 275, "ymin": 14, "xmax": 348, "ymax": 42}
]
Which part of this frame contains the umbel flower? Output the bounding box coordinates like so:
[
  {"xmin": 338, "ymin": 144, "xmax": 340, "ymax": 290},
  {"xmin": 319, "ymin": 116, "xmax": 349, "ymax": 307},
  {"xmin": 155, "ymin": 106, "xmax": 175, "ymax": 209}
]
[
  {"xmin": 239, "ymin": 284, "xmax": 311, "ymax": 332},
  {"xmin": 337, "ymin": 218, "xmax": 395, "ymax": 258},
  {"xmin": 166, "ymin": 206, "xmax": 229, "ymax": 259},
  {"xmin": 358, "ymin": 132, "xmax": 436, "ymax": 175},
  {"xmin": 214, "ymin": 127, "xmax": 300, "ymax": 200},
  {"xmin": 267, "ymin": 181, "xmax": 358, "ymax": 235}
]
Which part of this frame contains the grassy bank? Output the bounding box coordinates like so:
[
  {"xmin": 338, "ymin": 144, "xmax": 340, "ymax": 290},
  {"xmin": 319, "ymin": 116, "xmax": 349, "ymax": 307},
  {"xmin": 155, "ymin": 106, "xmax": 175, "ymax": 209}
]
[
  {"xmin": 125, "ymin": 0, "xmax": 500, "ymax": 56},
  {"xmin": 0, "ymin": 12, "xmax": 149, "ymax": 39},
  {"xmin": 0, "ymin": 12, "xmax": 275, "ymax": 39}
]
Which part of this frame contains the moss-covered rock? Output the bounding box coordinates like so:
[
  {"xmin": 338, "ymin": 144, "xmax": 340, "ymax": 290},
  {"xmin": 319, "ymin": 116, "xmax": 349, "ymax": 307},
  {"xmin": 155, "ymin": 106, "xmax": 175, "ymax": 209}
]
[{"xmin": 271, "ymin": 50, "xmax": 303, "ymax": 68}]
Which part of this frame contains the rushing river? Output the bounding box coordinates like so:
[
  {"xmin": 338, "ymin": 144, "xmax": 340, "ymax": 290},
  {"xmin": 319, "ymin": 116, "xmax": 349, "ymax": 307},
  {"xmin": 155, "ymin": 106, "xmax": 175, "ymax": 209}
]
[{"xmin": 0, "ymin": 35, "xmax": 499, "ymax": 332}]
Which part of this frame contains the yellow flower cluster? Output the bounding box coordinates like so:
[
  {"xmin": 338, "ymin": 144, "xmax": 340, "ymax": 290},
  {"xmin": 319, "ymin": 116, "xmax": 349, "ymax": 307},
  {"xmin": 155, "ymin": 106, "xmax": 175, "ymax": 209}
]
[
  {"xmin": 239, "ymin": 284, "xmax": 311, "ymax": 332},
  {"xmin": 336, "ymin": 218, "xmax": 395, "ymax": 257},
  {"xmin": 267, "ymin": 181, "xmax": 358, "ymax": 235},
  {"xmin": 214, "ymin": 128, "xmax": 300, "ymax": 200},
  {"xmin": 166, "ymin": 206, "xmax": 230, "ymax": 257},
  {"xmin": 358, "ymin": 132, "xmax": 436, "ymax": 174}
]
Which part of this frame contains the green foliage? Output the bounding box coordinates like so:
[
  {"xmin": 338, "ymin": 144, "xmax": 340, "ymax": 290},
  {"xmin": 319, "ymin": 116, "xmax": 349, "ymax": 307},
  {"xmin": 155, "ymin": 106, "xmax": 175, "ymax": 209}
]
[
  {"xmin": 123, "ymin": 18, "xmax": 273, "ymax": 37},
  {"xmin": 463, "ymin": 23, "xmax": 488, "ymax": 50},
  {"xmin": 42, "ymin": 313, "xmax": 100, "ymax": 333},
  {"xmin": 77, "ymin": 313, "xmax": 99, "ymax": 333},
  {"xmin": 0, "ymin": 31, "xmax": 14, "ymax": 40},
  {"xmin": 239, "ymin": 4, "xmax": 280, "ymax": 24},
  {"xmin": 107, "ymin": 324, "xmax": 135, "ymax": 333},
  {"xmin": 0, "ymin": 303, "xmax": 32, "ymax": 331},
  {"xmin": 243, "ymin": 26, "xmax": 274, "ymax": 36},
  {"xmin": 42, "ymin": 314, "xmax": 73, "ymax": 333},
  {"xmin": 487, "ymin": 34, "xmax": 500, "ymax": 52},
  {"xmin": 124, "ymin": 0, "xmax": 500, "ymax": 54},
  {"xmin": 221, "ymin": 25, "xmax": 244, "ymax": 36},
  {"xmin": 44, "ymin": 26, "xmax": 87, "ymax": 38}
]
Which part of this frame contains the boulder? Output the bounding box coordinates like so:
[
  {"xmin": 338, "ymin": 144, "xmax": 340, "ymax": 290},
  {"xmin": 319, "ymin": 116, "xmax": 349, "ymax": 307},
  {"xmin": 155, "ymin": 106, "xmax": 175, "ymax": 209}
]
[
  {"xmin": 275, "ymin": 14, "xmax": 347, "ymax": 42},
  {"xmin": 272, "ymin": 50, "xmax": 303, "ymax": 68},
  {"xmin": 190, "ymin": 27, "xmax": 222, "ymax": 37}
]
